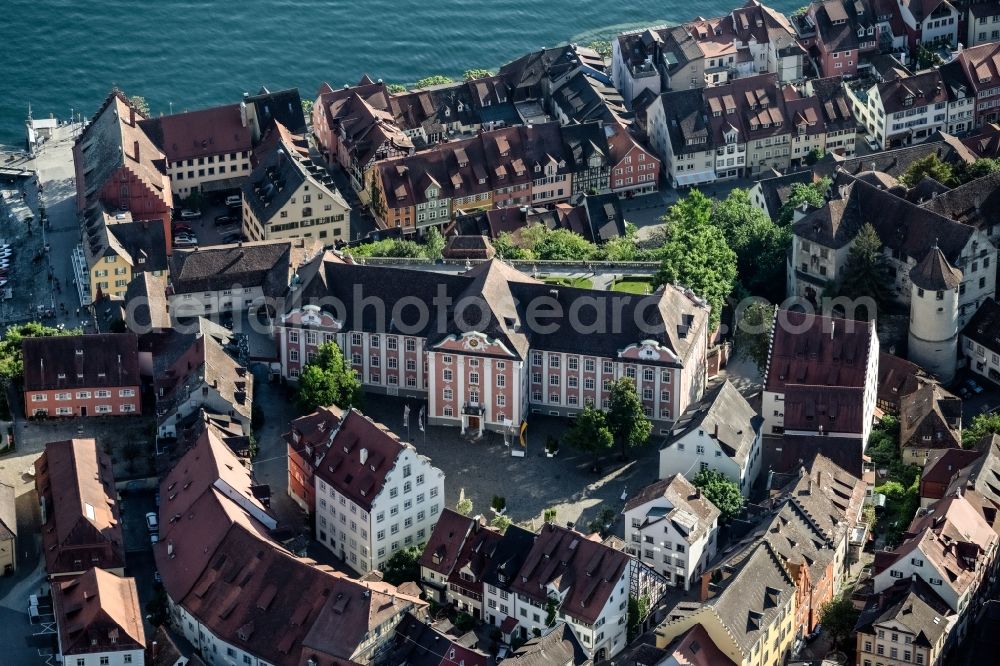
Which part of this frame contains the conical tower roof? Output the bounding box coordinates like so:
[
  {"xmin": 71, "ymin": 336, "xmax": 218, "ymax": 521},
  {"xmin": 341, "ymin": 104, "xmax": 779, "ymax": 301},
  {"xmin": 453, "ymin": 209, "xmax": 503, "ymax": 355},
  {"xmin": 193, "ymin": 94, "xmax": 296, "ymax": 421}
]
[{"xmin": 910, "ymin": 246, "xmax": 962, "ymax": 291}]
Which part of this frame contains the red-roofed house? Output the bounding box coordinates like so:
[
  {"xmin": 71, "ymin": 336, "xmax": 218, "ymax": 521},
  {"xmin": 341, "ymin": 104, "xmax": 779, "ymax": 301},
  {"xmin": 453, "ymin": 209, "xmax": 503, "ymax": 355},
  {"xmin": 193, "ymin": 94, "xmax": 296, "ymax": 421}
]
[
  {"xmin": 52, "ymin": 567, "xmax": 146, "ymax": 666},
  {"xmin": 139, "ymin": 103, "xmax": 253, "ymax": 198},
  {"xmin": 957, "ymin": 42, "xmax": 1000, "ymax": 126},
  {"xmin": 284, "ymin": 405, "xmax": 344, "ymax": 513},
  {"xmin": 509, "ymin": 524, "xmax": 632, "ymax": 660},
  {"xmin": 763, "ymin": 310, "xmax": 880, "ymax": 445},
  {"xmin": 35, "ymin": 439, "xmax": 125, "ymax": 577},
  {"xmin": 313, "ymin": 409, "xmax": 446, "ymax": 574},
  {"xmin": 606, "ymin": 121, "xmax": 660, "ymax": 195}
]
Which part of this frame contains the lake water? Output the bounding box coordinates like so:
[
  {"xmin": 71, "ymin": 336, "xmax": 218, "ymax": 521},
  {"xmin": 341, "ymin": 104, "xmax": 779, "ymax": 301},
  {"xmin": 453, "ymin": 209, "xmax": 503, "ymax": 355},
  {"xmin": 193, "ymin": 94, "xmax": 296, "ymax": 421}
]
[{"xmin": 0, "ymin": 0, "xmax": 799, "ymax": 146}]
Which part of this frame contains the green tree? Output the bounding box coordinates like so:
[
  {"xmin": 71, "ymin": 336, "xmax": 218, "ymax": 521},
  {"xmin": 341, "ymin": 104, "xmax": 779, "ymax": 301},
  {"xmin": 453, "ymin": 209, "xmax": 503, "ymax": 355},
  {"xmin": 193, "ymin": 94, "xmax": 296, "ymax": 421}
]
[
  {"xmin": 543, "ymin": 507, "xmax": 558, "ymax": 523},
  {"xmin": 733, "ymin": 301, "xmax": 776, "ymax": 375},
  {"xmin": 587, "ymin": 40, "xmax": 613, "ymax": 60},
  {"xmin": 456, "ymin": 495, "xmax": 474, "ymax": 516},
  {"xmin": 692, "ymin": 468, "xmax": 744, "ymax": 523},
  {"xmin": 777, "ymin": 178, "xmax": 830, "ymax": 226},
  {"xmin": 957, "ymin": 158, "xmax": 1000, "ymax": 183},
  {"xmin": 463, "ymin": 69, "xmax": 494, "ymax": 80},
  {"xmin": 301, "ymin": 99, "xmax": 314, "ymax": 120},
  {"xmin": 128, "ymin": 95, "xmax": 150, "ymax": 117},
  {"xmin": 414, "ymin": 75, "xmax": 454, "ymax": 88},
  {"xmin": 350, "ymin": 239, "xmax": 425, "ymax": 258},
  {"xmin": 899, "ymin": 154, "xmax": 955, "ymax": 188},
  {"xmin": 533, "ymin": 228, "xmax": 597, "ymax": 260},
  {"xmin": 493, "ymin": 232, "xmax": 534, "ymax": 260},
  {"xmin": 711, "ymin": 188, "xmax": 790, "ymax": 299},
  {"xmin": 565, "ymin": 405, "xmax": 614, "ymax": 472},
  {"xmin": 916, "ymin": 44, "xmax": 944, "ymax": 70},
  {"xmin": 606, "ymin": 378, "xmax": 652, "ymax": 459},
  {"xmin": 627, "ymin": 595, "xmax": 651, "ymax": 642},
  {"xmin": 654, "ymin": 190, "xmax": 737, "ymax": 330},
  {"xmin": 490, "ymin": 514, "xmax": 512, "ymax": 533},
  {"xmin": 819, "ymin": 595, "xmax": 861, "ymax": 649},
  {"xmin": 382, "ymin": 545, "xmax": 423, "ymax": 585},
  {"xmin": 963, "ymin": 411, "xmax": 1000, "ymax": 448},
  {"xmin": 296, "ymin": 341, "xmax": 363, "ymax": 413},
  {"xmin": 833, "ymin": 223, "xmax": 893, "ymax": 315},
  {"xmin": 805, "ymin": 147, "xmax": 825, "ymax": 165},
  {"xmin": 386, "ymin": 83, "xmax": 407, "ymax": 94},
  {"xmin": 422, "ymin": 227, "xmax": 446, "ymax": 260}
]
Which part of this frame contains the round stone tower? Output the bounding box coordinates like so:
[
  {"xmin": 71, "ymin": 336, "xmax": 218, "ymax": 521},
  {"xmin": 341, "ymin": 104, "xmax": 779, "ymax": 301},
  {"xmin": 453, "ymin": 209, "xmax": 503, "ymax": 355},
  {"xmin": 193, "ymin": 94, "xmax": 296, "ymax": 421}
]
[{"xmin": 908, "ymin": 245, "xmax": 962, "ymax": 383}]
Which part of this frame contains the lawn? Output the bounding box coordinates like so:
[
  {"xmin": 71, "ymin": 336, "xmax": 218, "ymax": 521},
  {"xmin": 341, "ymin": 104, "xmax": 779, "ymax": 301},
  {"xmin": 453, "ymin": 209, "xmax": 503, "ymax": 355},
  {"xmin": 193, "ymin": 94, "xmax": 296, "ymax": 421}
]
[
  {"xmin": 542, "ymin": 276, "xmax": 594, "ymax": 289},
  {"xmin": 611, "ymin": 278, "xmax": 654, "ymax": 294}
]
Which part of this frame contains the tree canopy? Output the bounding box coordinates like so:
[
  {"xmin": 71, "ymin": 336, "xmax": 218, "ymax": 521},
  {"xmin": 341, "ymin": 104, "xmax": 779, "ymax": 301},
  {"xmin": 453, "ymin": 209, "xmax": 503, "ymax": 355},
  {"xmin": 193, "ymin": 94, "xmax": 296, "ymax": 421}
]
[
  {"xmin": 565, "ymin": 405, "xmax": 614, "ymax": 472},
  {"xmin": 711, "ymin": 188, "xmax": 790, "ymax": 300},
  {"xmin": 463, "ymin": 69, "xmax": 494, "ymax": 80},
  {"xmin": 819, "ymin": 595, "xmax": 860, "ymax": 649},
  {"xmin": 128, "ymin": 95, "xmax": 150, "ymax": 116},
  {"xmin": 963, "ymin": 411, "xmax": 1000, "ymax": 448},
  {"xmin": 733, "ymin": 301, "xmax": 776, "ymax": 375},
  {"xmin": 382, "ymin": 545, "xmax": 423, "ymax": 585},
  {"xmin": 349, "ymin": 238, "xmax": 427, "ymax": 259},
  {"xmin": 422, "ymin": 227, "xmax": 446, "ymax": 261},
  {"xmin": 0, "ymin": 322, "xmax": 83, "ymax": 382},
  {"xmin": 832, "ymin": 222, "xmax": 893, "ymax": 316},
  {"xmin": 899, "ymin": 154, "xmax": 955, "ymax": 188},
  {"xmin": 957, "ymin": 158, "xmax": 1000, "ymax": 183},
  {"xmin": 692, "ymin": 468, "xmax": 744, "ymax": 523},
  {"xmin": 654, "ymin": 190, "xmax": 737, "ymax": 330},
  {"xmin": 414, "ymin": 75, "xmax": 454, "ymax": 88},
  {"xmin": 777, "ymin": 178, "xmax": 831, "ymax": 226},
  {"xmin": 606, "ymin": 378, "xmax": 652, "ymax": 459},
  {"xmin": 296, "ymin": 341, "xmax": 363, "ymax": 413}
]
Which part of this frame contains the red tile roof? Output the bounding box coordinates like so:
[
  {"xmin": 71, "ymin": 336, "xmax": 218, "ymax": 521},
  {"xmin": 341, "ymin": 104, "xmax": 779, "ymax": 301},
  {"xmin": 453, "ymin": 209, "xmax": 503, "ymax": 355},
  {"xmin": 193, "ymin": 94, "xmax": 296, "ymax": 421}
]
[
  {"xmin": 36, "ymin": 439, "xmax": 124, "ymax": 575},
  {"xmin": 418, "ymin": 508, "xmax": 477, "ymax": 576},
  {"xmin": 141, "ymin": 103, "xmax": 252, "ymax": 163},
  {"xmin": 313, "ymin": 409, "xmax": 407, "ymax": 512},
  {"xmin": 52, "ymin": 567, "xmax": 145, "ymax": 656},
  {"xmin": 662, "ymin": 623, "xmax": 737, "ymax": 666},
  {"xmin": 510, "ymin": 524, "xmax": 629, "ymax": 625}
]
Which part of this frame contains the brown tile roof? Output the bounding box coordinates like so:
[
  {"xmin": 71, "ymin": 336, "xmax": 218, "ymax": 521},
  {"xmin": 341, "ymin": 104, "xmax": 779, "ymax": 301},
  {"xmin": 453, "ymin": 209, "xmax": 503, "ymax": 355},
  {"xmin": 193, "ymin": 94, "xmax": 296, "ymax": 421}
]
[
  {"xmin": 442, "ymin": 235, "xmax": 496, "ymax": 260},
  {"xmin": 624, "ymin": 473, "xmax": 720, "ymax": 544},
  {"xmin": 962, "ymin": 123, "xmax": 1000, "ymax": 159},
  {"xmin": 124, "ymin": 271, "xmax": 170, "ymax": 331},
  {"xmin": 23, "ymin": 333, "xmax": 140, "ymax": 391},
  {"xmin": 36, "ymin": 440, "xmax": 124, "ymax": 575},
  {"xmin": 909, "ymin": 246, "xmax": 962, "ymax": 291},
  {"xmin": 945, "ymin": 434, "xmax": 1000, "ymax": 509},
  {"xmin": 507, "ymin": 623, "xmax": 591, "ymax": 665},
  {"xmin": 878, "ymin": 353, "xmax": 927, "ymax": 411},
  {"xmin": 52, "ymin": 567, "xmax": 145, "ymax": 656},
  {"xmin": 958, "ymin": 42, "xmax": 1000, "ymax": 95},
  {"xmin": 899, "ymin": 383, "xmax": 962, "ymax": 452},
  {"xmin": 855, "ymin": 577, "xmax": 954, "ymax": 647},
  {"xmin": 921, "ymin": 448, "xmax": 983, "ymax": 502},
  {"xmin": 313, "ymin": 409, "xmax": 407, "ymax": 512},
  {"xmin": 876, "ymin": 493, "xmax": 998, "ymax": 596},
  {"xmin": 284, "ymin": 405, "xmax": 344, "ymax": 462},
  {"xmin": 157, "ymin": 333, "xmax": 252, "ymax": 422},
  {"xmin": 169, "ymin": 238, "xmax": 321, "ymax": 297},
  {"xmin": 777, "ymin": 453, "xmax": 866, "ymax": 544},
  {"xmin": 510, "ymin": 524, "xmax": 630, "ymax": 625},
  {"xmin": 74, "ymin": 91, "xmax": 173, "ymax": 213},
  {"xmin": 660, "ymin": 623, "xmax": 737, "ymax": 666},
  {"xmin": 139, "ymin": 103, "xmax": 252, "ymax": 163},
  {"xmin": 877, "ymin": 70, "xmax": 949, "ymax": 114},
  {"xmin": 765, "ymin": 310, "xmax": 873, "ymax": 434},
  {"xmin": 418, "ymin": 508, "xmax": 477, "ymax": 576}
]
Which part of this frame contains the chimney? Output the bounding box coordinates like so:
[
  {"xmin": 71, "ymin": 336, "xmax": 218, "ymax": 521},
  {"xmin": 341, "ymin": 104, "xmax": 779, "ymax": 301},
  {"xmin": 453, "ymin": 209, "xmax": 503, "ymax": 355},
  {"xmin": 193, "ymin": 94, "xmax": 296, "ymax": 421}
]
[
  {"xmin": 150, "ymin": 641, "xmax": 160, "ymax": 659},
  {"xmin": 133, "ymin": 140, "xmax": 140, "ymax": 163},
  {"xmin": 167, "ymin": 542, "xmax": 174, "ymax": 557},
  {"xmin": 360, "ymin": 448, "xmax": 368, "ymax": 465},
  {"xmin": 129, "ymin": 106, "xmax": 135, "ymax": 127},
  {"xmin": 816, "ymin": 471, "xmax": 822, "ymax": 488},
  {"xmin": 714, "ymin": 422, "xmax": 719, "ymax": 438}
]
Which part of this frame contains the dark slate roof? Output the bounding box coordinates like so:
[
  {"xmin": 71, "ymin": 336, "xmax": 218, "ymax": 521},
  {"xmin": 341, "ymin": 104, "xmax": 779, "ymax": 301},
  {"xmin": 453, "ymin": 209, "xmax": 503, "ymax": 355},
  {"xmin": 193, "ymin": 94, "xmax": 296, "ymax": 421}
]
[
  {"xmin": 442, "ymin": 235, "xmax": 496, "ymax": 260},
  {"xmin": 506, "ymin": 623, "xmax": 591, "ymax": 665},
  {"xmin": 581, "ymin": 193, "xmax": 625, "ymax": 242},
  {"xmin": 246, "ymin": 87, "xmax": 306, "ymax": 136},
  {"xmin": 296, "ymin": 258, "xmax": 710, "ymax": 364},
  {"xmin": 667, "ymin": 380, "xmax": 762, "ymax": 465},
  {"xmin": 962, "ymin": 297, "xmax": 1000, "ymax": 352},
  {"xmin": 169, "ymin": 239, "xmax": 319, "ymax": 298},
  {"xmin": 658, "ymin": 88, "xmax": 712, "ymax": 157},
  {"xmin": 909, "ymin": 246, "xmax": 962, "ymax": 290},
  {"xmin": 945, "ymin": 434, "xmax": 1000, "ymax": 508},
  {"xmin": 920, "ymin": 172, "xmax": 1000, "ymax": 234},
  {"xmin": 815, "ymin": 140, "xmax": 974, "ymax": 179},
  {"xmin": 480, "ymin": 524, "xmax": 535, "ymax": 589},
  {"xmin": 23, "ymin": 333, "xmax": 140, "ymax": 390},
  {"xmin": 794, "ymin": 174, "xmax": 973, "ymax": 263},
  {"xmin": 124, "ymin": 271, "xmax": 170, "ymax": 331},
  {"xmin": 560, "ymin": 122, "xmax": 611, "ymax": 172},
  {"xmin": 898, "ymin": 383, "xmax": 962, "ymax": 451},
  {"xmin": 877, "ymin": 352, "xmax": 926, "ymax": 410}
]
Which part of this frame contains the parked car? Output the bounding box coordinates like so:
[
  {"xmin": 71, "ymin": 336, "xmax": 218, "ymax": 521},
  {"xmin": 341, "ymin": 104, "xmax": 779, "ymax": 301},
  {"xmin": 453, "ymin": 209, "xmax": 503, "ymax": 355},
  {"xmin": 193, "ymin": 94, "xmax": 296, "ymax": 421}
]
[
  {"xmin": 214, "ymin": 214, "xmax": 237, "ymax": 225},
  {"xmin": 172, "ymin": 222, "xmax": 193, "ymax": 234},
  {"xmin": 174, "ymin": 237, "xmax": 198, "ymax": 248},
  {"xmin": 179, "ymin": 209, "xmax": 201, "ymax": 219},
  {"xmin": 225, "ymin": 194, "xmax": 242, "ymax": 207},
  {"xmin": 221, "ymin": 233, "xmax": 243, "ymax": 244},
  {"xmin": 173, "ymin": 235, "xmax": 197, "ymax": 245},
  {"xmin": 150, "ymin": 534, "xmax": 159, "ymax": 545},
  {"xmin": 145, "ymin": 512, "xmax": 158, "ymax": 532},
  {"xmin": 965, "ymin": 378, "xmax": 985, "ymax": 394},
  {"xmin": 865, "ymin": 135, "xmax": 880, "ymax": 151}
]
